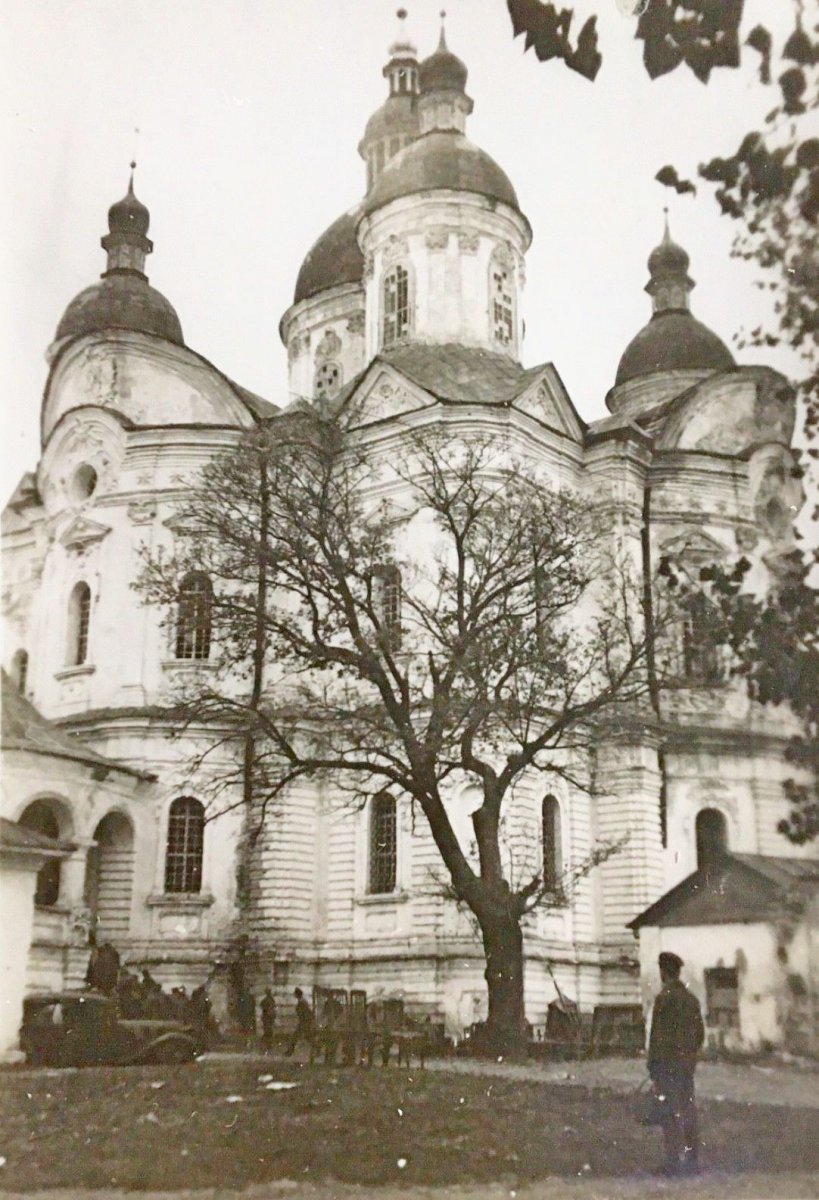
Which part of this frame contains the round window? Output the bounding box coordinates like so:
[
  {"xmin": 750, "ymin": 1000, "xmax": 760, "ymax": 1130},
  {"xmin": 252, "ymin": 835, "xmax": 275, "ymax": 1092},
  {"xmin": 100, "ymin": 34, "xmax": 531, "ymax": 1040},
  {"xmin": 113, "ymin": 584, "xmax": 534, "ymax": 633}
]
[{"xmin": 72, "ymin": 464, "xmax": 98, "ymax": 500}]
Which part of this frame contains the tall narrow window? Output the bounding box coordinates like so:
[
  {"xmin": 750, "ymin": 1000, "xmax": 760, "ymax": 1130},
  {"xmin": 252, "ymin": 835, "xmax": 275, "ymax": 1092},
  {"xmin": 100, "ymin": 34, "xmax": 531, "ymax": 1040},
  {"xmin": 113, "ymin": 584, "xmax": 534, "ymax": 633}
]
[
  {"xmin": 492, "ymin": 261, "xmax": 514, "ymax": 346},
  {"xmin": 19, "ymin": 801, "xmax": 62, "ymax": 906},
  {"xmin": 542, "ymin": 795, "xmax": 563, "ymax": 894},
  {"xmin": 175, "ymin": 573, "xmax": 212, "ymax": 660},
  {"xmin": 369, "ymin": 792, "xmax": 397, "ymax": 894},
  {"xmin": 696, "ymin": 807, "xmax": 728, "ymax": 869},
  {"xmin": 382, "ymin": 265, "xmax": 409, "ymax": 348},
  {"xmin": 164, "ymin": 796, "xmax": 205, "ymax": 894},
  {"xmin": 376, "ymin": 565, "xmax": 402, "ymax": 650},
  {"xmin": 68, "ymin": 582, "xmax": 91, "ymax": 666},
  {"xmin": 681, "ymin": 595, "xmax": 722, "ymax": 683},
  {"xmin": 12, "ymin": 649, "xmax": 28, "ymax": 694}
]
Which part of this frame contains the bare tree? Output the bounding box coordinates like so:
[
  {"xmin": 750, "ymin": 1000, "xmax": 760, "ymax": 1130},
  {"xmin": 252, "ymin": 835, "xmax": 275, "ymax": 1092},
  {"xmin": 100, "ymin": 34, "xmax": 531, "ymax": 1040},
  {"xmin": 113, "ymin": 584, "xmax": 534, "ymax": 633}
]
[{"xmin": 137, "ymin": 402, "xmax": 666, "ymax": 1053}]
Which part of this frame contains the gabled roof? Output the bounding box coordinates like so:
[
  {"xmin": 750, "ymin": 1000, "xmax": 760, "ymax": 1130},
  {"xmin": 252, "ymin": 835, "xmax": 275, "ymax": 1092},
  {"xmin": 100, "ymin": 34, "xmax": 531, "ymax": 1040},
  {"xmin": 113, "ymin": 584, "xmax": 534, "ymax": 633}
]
[
  {"xmin": 624, "ymin": 849, "xmax": 816, "ymax": 931},
  {"xmin": 628, "ymin": 853, "xmax": 819, "ymax": 930},
  {"xmin": 379, "ymin": 343, "xmax": 545, "ymax": 406},
  {"xmin": 1, "ymin": 671, "xmax": 153, "ymax": 781}
]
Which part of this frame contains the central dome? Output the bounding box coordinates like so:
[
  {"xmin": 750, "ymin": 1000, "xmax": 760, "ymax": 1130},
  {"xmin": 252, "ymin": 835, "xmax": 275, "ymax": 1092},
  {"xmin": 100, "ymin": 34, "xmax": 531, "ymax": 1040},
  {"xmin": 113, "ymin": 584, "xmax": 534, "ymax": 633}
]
[{"xmin": 362, "ymin": 130, "xmax": 520, "ymax": 217}]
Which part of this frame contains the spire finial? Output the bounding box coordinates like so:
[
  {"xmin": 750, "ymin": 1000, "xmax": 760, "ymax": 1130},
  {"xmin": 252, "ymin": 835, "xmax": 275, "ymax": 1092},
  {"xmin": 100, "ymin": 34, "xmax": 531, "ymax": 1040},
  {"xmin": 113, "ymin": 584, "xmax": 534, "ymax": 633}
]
[
  {"xmin": 439, "ymin": 9, "xmax": 447, "ymax": 50},
  {"xmin": 662, "ymin": 206, "xmax": 671, "ymax": 242},
  {"xmin": 128, "ymin": 161, "xmax": 137, "ymax": 195}
]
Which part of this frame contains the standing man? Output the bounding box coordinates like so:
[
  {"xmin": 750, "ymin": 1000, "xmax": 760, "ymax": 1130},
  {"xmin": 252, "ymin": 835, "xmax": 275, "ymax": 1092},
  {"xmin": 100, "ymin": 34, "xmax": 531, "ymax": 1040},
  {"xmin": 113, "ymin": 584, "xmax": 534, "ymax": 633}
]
[
  {"xmin": 647, "ymin": 951, "xmax": 705, "ymax": 1176},
  {"xmin": 285, "ymin": 987, "xmax": 315, "ymax": 1058},
  {"xmin": 260, "ymin": 988, "xmax": 277, "ymax": 1053}
]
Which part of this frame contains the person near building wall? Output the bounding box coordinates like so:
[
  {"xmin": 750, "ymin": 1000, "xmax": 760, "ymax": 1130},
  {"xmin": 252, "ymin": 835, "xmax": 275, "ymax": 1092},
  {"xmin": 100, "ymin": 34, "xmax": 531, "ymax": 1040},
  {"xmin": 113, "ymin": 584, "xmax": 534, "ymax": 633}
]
[{"xmin": 647, "ymin": 951, "xmax": 705, "ymax": 1176}]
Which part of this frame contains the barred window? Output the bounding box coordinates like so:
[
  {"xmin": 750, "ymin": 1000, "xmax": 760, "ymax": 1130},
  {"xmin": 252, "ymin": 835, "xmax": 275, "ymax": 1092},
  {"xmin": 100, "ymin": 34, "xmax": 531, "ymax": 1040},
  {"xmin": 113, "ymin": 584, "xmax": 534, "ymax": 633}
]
[
  {"xmin": 542, "ymin": 795, "xmax": 562, "ymax": 894},
  {"xmin": 175, "ymin": 573, "xmax": 212, "ymax": 660},
  {"xmin": 382, "ymin": 265, "xmax": 409, "ymax": 348},
  {"xmin": 164, "ymin": 796, "xmax": 205, "ymax": 894},
  {"xmin": 68, "ymin": 582, "xmax": 91, "ymax": 666},
  {"xmin": 315, "ymin": 361, "xmax": 342, "ymax": 400},
  {"xmin": 369, "ymin": 792, "xmax": 397, "ymax": 894},
  {"xmin": 705, "ymin": 967, "xmax": 739, "ymax": 1030},
  {"xmin": 492, "ymin": 262, "xmax": 514, "ymax": 346},
  {"xmin": 681, "ymin": 594, "xmax": 722, "ymax": 683},
  {"xmin": 376, "ymin": 565, "xmax": 402, "ymax": 650}
]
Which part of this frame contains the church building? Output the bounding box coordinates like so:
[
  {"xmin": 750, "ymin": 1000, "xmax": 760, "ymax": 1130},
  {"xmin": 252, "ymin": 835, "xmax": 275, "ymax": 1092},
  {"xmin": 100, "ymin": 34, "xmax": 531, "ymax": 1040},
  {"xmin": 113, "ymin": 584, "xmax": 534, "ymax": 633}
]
[{"xmin": 2, "ymin": 17, "xmax": 816, "ymax": 1053}]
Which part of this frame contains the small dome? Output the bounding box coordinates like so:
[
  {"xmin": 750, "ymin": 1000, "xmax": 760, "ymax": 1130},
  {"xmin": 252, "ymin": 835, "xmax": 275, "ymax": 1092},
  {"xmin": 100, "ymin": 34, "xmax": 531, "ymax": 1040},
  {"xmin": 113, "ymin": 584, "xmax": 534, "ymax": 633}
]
[
  {"xmin": 418, "ymin": 40, "xmax": 468, "ymax": 93},
  {"xmin": 615, "ymin": 311, "xmax": 734, "ymax": 386},
  {"xmin": 293, "ymin": 207, "xmax": 365, "ymax": 305},
  {"xmin": 648, "ymin": 236, "xmax": 689, "ymax": 278},
  {"xmin": 363, "ymin": 93, "xmax": 418, "ymax": 144},
  {"xmin": 362, "ymin": 131, "xmax": 519, "ymax": 216},
  {"xmin": 56, "ymin": 275, "xmax": 183, "ymax": 345},
  {"xmin": 107, "ymin": 177, "xmax": 150, "ymax": 237}
]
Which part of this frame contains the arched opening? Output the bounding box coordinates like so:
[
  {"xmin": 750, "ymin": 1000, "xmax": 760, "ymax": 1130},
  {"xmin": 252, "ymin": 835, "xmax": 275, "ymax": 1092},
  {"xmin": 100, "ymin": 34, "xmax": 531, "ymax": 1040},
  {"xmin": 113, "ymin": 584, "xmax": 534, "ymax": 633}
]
[
  {"xmin": 314, "ymin": 361, "xmax": 342, "ymax": 401},
  {"xmin": 164, "ymin": 797, "xmax": 205, "ymax": 893},
  {"xmin": 67, "ymin": 582, "xmax": 91, "ymax": 666},
  {"xmin": 175, "ymin": 573, "xmax": 212, "ymax": 660},
  {"xmin": 382, "ymin": 265, "xmax": 410, "ymax": 348},
  {"xmin": 490, "ymin": 254, "xmax": 515, "ymax": 347},
  {"xmin": 542, "ymin": 795, "xmax": 563, "ymax": 894},
  {"xmin": 11, "ymin": 648, "xmax": 28, "ymax": 694},
  {"xmin": 696, "ymin": 807, "xmax": 728, "ymax": 869},
  {"xmin": 375, "ymin": 564, "xmax": 402, "ymax": 650},
  {"xmin": 18, "ymin": 800, "xmax": 66, "ymax": 906},
  {"xmin": 86, "ymin": 812, "xmax": 135, "ymax": 942},
  {"xmin": 71, "ymin": 464, "xmax": 98, "ymax": 501},
  {"xmin": 369, "ymin": 792, "xmax": 397, "ymax": 894}
]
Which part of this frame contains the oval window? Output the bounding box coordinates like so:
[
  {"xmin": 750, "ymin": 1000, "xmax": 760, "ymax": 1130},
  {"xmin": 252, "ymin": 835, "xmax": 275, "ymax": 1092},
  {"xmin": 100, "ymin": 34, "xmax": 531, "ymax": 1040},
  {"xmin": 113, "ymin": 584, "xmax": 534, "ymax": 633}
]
[{"xmin": 72, "ymin": 464, "xmax": 98, "ymax": 500}]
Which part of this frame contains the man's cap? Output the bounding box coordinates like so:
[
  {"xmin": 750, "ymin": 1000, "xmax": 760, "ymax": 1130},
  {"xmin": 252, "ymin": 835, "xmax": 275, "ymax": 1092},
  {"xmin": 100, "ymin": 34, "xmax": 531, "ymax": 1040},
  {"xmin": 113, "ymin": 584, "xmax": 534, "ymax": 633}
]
[{"xmin": 659, "ymin": 951, "xmax": 684, "ymax": 972}]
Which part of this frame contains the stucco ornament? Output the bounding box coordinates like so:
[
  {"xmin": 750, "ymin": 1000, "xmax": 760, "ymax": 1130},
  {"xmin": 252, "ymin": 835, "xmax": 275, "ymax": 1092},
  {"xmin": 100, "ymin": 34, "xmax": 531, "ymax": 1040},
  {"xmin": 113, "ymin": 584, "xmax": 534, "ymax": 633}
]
[
  {"xmin": 127, "ymin": 500, "xmax": 158, "ymax": 525},
  {"xmin": 383, "ymin": 234, "xmax": 409, "ymax": 264},
  {"xmin": 425, "ymin": 226, "xmax": 451, "ymax": 251},
  {"xmin": 458, "ymin": 231, "xmax": 479, "ymax": 254},
  {"xmin": 315, "ymin": 328, "xmax": 342, "ymax": 362},
  {"xmin": 346, "ymin": 311, "xmax": 365, "ymax": 334}
]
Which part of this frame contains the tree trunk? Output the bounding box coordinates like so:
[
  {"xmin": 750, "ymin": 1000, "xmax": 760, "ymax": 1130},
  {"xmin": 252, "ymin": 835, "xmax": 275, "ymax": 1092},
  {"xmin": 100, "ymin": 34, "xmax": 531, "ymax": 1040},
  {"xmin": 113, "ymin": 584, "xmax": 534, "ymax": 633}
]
[{"xmin": 478, "ymin": 905, "xmax": 528, "ymax": 1059}]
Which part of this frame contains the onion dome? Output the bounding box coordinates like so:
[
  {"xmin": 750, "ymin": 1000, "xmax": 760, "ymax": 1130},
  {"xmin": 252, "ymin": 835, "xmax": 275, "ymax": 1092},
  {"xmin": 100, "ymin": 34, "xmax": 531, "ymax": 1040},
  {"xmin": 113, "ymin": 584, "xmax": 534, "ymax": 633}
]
[
  {"xmin": 615, "ymin": 216, "xmax": 733, "ymax": 386},
  {"xmin": 362, "ymin": 130, "xmax": 520, "ymax": 217},
  {"xmin": 359, "ymin": 10, "xmax": 421, "ymax": 190},
  {"xmin": 54, "ymin": 168, "xmax": 183, "ymax": 347},
  {"xmin": 293, "ymin": 206, "xmax": 365, "ymax": 305},
  {"xmin": 418, "ymin": 26, "xmax": 468, "ymax": 93}
]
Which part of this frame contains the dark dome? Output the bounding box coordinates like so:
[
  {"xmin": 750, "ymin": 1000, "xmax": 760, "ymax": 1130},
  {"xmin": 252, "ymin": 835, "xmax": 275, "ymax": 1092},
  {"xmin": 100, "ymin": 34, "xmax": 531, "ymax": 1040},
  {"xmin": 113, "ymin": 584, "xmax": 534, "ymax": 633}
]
[
  {"xmin": 615, "ymin": 310, "xmax": 734, "ymax": 386},
  {"xmin": 362, "ymin": 131, "xmax": 519, "ymax": 217},
  {"xmin": 108, "ymin": 181, "xmax": 150, "ymax": 237},
  {"xmin": 363, "ymin": 93, "xmax": 418, "ymax": 143},
  {"xmin": 293, "ymin": 207, "xmax": 364, "ymax": 305},
  {"xmin": 418, "ymin": 45, "xmax": 468, "ymax": 93},
  {"xmin": 56, "ymin": 275, "xmax": 184, "ymax": 345},
  {"xmin": 648, "ymin": 237, "xmax": 689, "ymax": 277}
]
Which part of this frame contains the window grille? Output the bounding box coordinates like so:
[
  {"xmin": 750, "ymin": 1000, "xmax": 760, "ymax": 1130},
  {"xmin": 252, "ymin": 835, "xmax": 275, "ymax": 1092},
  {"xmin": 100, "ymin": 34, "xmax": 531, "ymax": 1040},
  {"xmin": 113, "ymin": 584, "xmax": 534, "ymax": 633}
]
[
  {"xmin": 681, "ymin": 595, "xmax": 722, "ymax": 683},
  {"xmin": 377, "ymin": 565, "xmax": 402, "ymax": 650},
  {"xmin": 68, "ymin": 582, "xmax": 91, "ymax": 666},
  {"xmin": 175, "ymin": 573, "xmax": 212, "ymax": 660},
  {"xmin": 369, "ymin": 792, "xmax": 397, "ymax": 894},
  {"xmin": 542, "ymin": 795, "xmax": 562, "ymax": 893},
  {"xmin": 492, "ymin": 264, "xmax": 514, "ymax": 346},
  {"xmin": 382, "ymin": 265, "xmax": 409, "ymax": 348},
  {"xmin": 315, "ymin": 361, "xmax": 342, "ymax": 400},
  {"xmin": 704, "ymin": 967, "xmax": 739, "ymax": 1029},
  {"xmin": 164, "ymin": 796, "xmax": 205, "ymax": 893}
]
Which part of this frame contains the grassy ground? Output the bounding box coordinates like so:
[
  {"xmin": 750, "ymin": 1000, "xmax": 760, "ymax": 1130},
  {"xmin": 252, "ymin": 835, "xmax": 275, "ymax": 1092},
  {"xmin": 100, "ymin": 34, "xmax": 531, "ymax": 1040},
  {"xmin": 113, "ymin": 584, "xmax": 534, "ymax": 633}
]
[{"xmin": 1, "ymin": 1057, "xmax": 818, "ymax": 1193}]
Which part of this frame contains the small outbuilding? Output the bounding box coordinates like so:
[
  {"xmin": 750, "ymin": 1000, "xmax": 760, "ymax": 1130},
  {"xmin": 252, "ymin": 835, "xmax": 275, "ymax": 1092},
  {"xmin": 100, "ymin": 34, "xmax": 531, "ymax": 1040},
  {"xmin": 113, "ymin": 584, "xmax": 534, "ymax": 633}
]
[{"xmin": 629, "ymin": 853, "xmax": 819, "ymax": 1057}]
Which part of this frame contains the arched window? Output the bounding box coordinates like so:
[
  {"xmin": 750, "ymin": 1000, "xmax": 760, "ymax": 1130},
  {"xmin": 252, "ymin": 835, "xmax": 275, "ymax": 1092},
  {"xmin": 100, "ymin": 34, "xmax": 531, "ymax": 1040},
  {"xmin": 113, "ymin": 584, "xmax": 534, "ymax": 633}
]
[
  {"xmin": 696, "ymin": 807, "xmax": 728, "ymax": 869},
  {"xmin": 175, "ymin": 573, "xmax": 212, "ymax": 661},
  {"xmin": 315, "ymin": 361, "xmax": 342, "ymax": 401},
  {"xmin": 681, "ymin": 595, "xmax": 722, "ymax": 684},
  {"xmin": 375, "ymin": 565, "xmax": 402, "ymax": 650},
  {"xmin": 382, "ymin": 265, "xmax": 409, "ymax": 348},
  {"xmin": 491, "ymin": 256, "xmax": 515, "ymax": 347},
  {"xmin": 164, "ymin": 797, "xmax": 205, "ymax": 894},
  {"xmin": 542, "ymin": 795, "xmax": 563, "ymax": 894},
  {"xmin": 11, "ymin": 648, "xmax": 28, "ymax": 694},
  {"xmin": 19, "ymin": 801, "xmax": 62, "ymax": 906},
  {"xmin": 67, "ymin": 582, "xmax": 91, "ymax": 666},
  {"xmin": 369, "ymin": 792, "xmax": 397, "ymax": 894}
]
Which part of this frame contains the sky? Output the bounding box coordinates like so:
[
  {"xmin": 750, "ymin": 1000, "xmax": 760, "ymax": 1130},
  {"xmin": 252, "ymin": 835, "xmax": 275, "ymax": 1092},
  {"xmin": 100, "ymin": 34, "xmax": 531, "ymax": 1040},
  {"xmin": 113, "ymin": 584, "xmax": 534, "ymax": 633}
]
[{"xmin": 0, "ymin": 0, "xmax": 802, "ymax": 502}]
